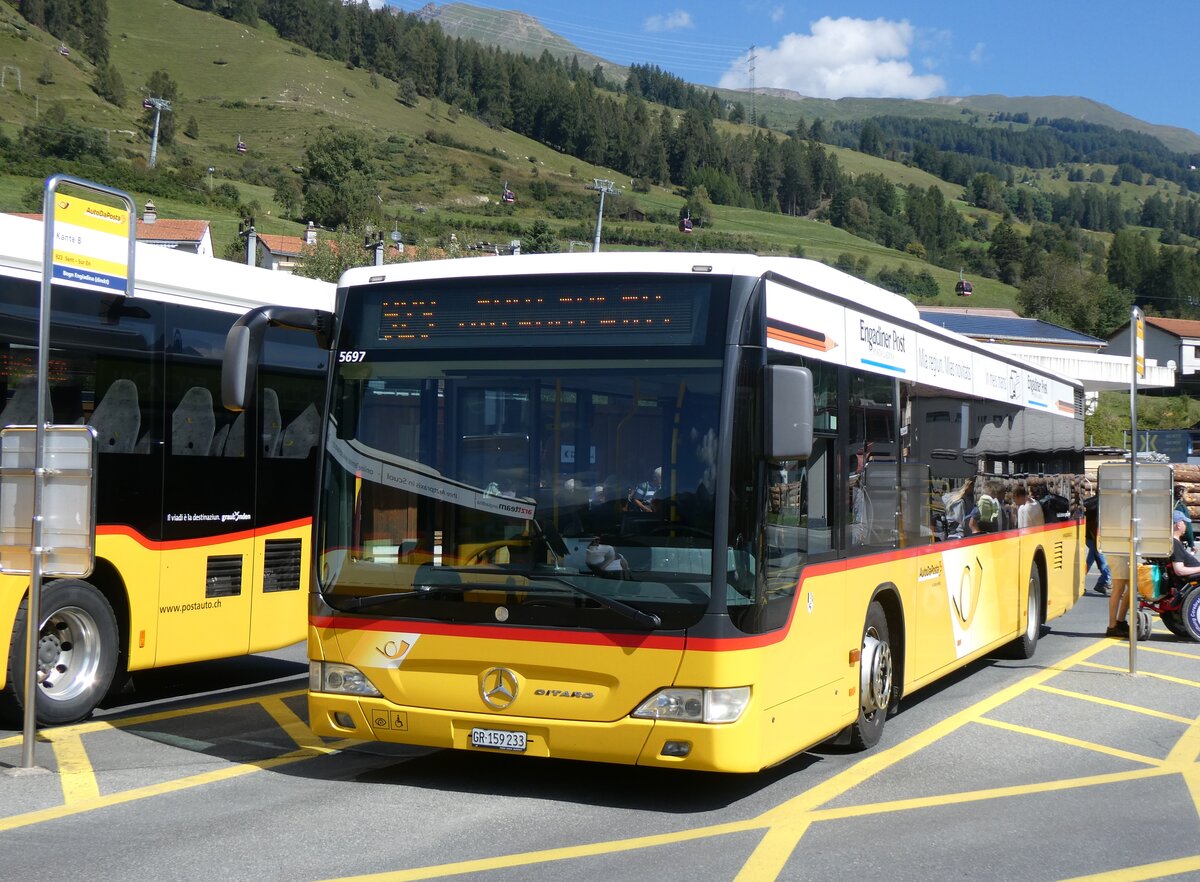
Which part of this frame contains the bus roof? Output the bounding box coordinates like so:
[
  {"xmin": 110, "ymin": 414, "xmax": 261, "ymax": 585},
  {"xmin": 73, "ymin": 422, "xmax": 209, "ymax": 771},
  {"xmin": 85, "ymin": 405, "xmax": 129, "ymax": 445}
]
[
  {"xmin": 0, "ymin": 212, "xmax": 334, "ymax": 314},
  {"xmin": 337, "ymin": 251, "xmax": 922, "ymax": 323}
]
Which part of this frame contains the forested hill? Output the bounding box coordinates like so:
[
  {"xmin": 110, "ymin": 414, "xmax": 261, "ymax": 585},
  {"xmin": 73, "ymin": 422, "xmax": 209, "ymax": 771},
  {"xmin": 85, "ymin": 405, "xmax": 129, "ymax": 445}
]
[{"xmin": 4, "ymin": 0, "xmax": 1200, "ymax": 332}]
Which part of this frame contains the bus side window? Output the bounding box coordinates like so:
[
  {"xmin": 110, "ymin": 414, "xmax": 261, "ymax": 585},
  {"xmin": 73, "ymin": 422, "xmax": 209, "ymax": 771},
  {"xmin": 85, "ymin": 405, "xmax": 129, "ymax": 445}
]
[
  {"xmin": 89, "ymin": 379, "xmax": 141, "ymax": 454},
  {"xmin": 171, "ymin": 386, "xmax": 216, "ymax": 456}
]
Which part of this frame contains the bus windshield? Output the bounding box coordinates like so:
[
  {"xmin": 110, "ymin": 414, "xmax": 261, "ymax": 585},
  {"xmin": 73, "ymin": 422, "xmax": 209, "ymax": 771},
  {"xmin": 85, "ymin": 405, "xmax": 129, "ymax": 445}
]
[{"xmin": 318, "ymin": 275, "xmax": 729, "ymax": 631}]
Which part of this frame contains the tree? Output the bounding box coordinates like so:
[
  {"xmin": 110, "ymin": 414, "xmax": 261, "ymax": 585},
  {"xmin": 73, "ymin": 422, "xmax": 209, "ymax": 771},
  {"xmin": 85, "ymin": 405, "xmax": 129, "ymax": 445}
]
[
  {"xmin": 521, "ymin": 219, "xmax": 559, "ymax": 254},
  {"xmin": 396, "ymin": 77, "xmax": 418, "ymax": 107},
  {"xmin": 184, "ymin": 115, "xmax": 200, "ymax": 139},
  {"xmin": 93, "ymin": 63, "xmax": 125, "ymax": 106},
  {"xmin": 37, "ymin": 59, "xmax": 55, "ymax": 86},
  {"xmin": 22, "ymin": 102, "xmax": 109, "ymax": 162},
  {"xmin": 302, "ymin": 127, "xmax": 379, "ymax": 229},
  {"xmin": 143, "ymin": 69, "xmax": 180, "ymax": 146}
]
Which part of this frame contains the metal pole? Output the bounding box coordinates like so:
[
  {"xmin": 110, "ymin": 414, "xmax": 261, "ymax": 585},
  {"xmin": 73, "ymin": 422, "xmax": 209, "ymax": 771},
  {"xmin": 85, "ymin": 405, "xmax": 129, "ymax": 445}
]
[
  {"xmin": 1129, "ymin": 307, "xmax": 1140, "ymax": 672},
  {"xmin": 149, "ymin": 106, "xmax": 161, "ymax": 169},
  {"xmin": 19, "ymin": 176, "xmax": 135, "ymax": 769},
  {"xmin": 592, "ymin": 188, "xmax": 606, "ymax": 253},
  {"xmin": 21, "ymin": 194, "xmax": 56, "ymax": 768}
]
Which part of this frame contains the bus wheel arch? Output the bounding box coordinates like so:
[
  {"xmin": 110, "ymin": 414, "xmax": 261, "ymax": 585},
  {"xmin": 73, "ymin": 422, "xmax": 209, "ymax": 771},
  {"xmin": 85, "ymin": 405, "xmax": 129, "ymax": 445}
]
[
  {"xmin": 848, "ymin": 585, "xmax": 904, "ymax": 750},
  {"xmin": 1, "ymin": 578, "xmax": 120, "ymax": 725},
  {"xmin": 1005, "ymin": 550, "xmax": 1046, "ymax": 659},
  {"xmin": 87, "ymin": 558, "xmax": 132, "ymax": 696}
]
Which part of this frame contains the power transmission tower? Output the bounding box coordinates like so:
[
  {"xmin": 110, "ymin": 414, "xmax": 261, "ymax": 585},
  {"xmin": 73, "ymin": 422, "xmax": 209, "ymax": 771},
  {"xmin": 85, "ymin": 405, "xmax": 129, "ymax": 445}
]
[
  {"xmin": 143, "ymin": 96, "xmax": 172, "ymax": 169},
  {"xmin": 589, "ymin": 179, "xmax": 619, "ymax": 252},
  {"xmin": 748, "ymin": 45, "xmax": 756, "ymax": 128}
]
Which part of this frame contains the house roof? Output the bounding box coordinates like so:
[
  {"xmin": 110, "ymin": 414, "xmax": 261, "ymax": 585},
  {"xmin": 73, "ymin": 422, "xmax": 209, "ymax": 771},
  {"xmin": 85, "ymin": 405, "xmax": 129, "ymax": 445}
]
[
  {"xmin": 918, "ymin": 309, "xmax": 1105, "ymax": 348},
  {"xmin": 135, "ymin": 218, "xmax": 209, "ymax": 244},
  {"xmin": 257, "ymin": 233, "xmax": 307, "ymax": 257},
  {"xmin": 1142, "ymin": 316, "xmax": 1200, "ymax": 339},
  {"xmin": 10, "ymin": 212, "xmax": 209, "ymax": 245}
]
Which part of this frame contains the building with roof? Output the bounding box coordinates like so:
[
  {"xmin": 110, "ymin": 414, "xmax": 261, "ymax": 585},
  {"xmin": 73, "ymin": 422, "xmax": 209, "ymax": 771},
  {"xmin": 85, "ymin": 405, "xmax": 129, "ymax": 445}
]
[
  {"xmin": 1107, "ymin": 316, "xmax": 1200, "ymax": 392},
  {"xmin": 254, "ymin": 222, "xmax": 317, "ymax": 273},
  {"xmin": 135, "ymin": 202, "xmax": 212, "ymax": 256},
  {"xmin": 919, "ymin": 307, "xmax": 1174, "ymax": 396}
]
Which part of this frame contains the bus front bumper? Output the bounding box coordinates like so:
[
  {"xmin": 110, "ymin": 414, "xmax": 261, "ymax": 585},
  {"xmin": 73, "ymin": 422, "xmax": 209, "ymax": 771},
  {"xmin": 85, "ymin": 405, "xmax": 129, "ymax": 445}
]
[{"xmin": 309, "ymin": 692, "xmax": 766, "ymax": 772}]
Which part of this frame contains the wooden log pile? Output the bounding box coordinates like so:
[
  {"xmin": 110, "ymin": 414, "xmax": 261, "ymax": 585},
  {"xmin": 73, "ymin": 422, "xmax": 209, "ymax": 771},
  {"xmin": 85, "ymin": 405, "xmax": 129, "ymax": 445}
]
[{"xmin": 1173, "ymin": 464, "xmax": 1200, "ymax": 520}]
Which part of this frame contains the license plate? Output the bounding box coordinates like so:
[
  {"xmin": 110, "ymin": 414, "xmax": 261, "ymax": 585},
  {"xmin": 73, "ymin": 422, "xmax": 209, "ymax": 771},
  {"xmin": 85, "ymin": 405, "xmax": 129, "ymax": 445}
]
[{"xmin": 470, "ymin": 727, "xmax": 527, "ymax": 752}]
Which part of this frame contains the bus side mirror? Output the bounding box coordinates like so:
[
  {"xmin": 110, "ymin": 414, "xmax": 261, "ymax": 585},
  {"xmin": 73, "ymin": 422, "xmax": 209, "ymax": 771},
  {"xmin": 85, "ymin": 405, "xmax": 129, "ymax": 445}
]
[
  {"xmin": 765, "ymin": 365, "xmax": 813, "ymax": 460},
  {"xmin": 221, "ymin": 306, "xmax": 335, "ymax": 412},
  {"xmin": 221, "ymin": 323, "xmax": 257, "ymax": 412}
]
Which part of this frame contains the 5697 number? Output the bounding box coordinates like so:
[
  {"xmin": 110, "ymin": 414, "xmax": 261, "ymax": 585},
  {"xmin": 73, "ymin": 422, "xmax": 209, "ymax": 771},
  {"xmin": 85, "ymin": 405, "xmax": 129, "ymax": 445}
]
[{"xmin": 338, "ymin": 350, "xmax": 367, "ymax": 363}]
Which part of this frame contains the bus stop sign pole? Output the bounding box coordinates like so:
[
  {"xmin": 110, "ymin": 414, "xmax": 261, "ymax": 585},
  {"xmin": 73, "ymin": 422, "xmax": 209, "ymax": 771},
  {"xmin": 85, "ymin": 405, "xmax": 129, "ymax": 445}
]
[
  {"xmin": 17, "ymin": 175, "xmax": 134, "ymax": 770},
  {"xmin": 1129, "ymin": 306, "xmax": 1144, "ymax": 673}
]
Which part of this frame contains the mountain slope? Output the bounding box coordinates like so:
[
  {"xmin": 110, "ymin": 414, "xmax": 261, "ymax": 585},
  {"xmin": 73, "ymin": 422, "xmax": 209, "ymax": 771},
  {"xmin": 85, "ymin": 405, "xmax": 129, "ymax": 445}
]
[{"xmin": 408, "ymin": 3, "xmax": 1200, "ymax": 154}]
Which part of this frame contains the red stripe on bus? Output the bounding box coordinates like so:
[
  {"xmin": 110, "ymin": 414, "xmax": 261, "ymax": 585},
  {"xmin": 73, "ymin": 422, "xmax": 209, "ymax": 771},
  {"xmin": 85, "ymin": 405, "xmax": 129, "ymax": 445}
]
[
  {"xmin": 313, "ymin": 522, "xmax": 1078, "ymax": 651},
  {"xmin": 96, "ymin": 517, "xmax": 312, "ymax": 551}
]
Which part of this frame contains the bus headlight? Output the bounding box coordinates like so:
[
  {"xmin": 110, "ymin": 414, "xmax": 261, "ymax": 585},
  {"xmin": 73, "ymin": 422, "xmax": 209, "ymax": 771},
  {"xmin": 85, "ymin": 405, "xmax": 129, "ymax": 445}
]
[
  {"xmin": 631, "ymin": 686, "xmax": 750, "ymax": 723},
  {"xmin": 310, "ymin": 661, "xmax": 381, "ymax": 697}
]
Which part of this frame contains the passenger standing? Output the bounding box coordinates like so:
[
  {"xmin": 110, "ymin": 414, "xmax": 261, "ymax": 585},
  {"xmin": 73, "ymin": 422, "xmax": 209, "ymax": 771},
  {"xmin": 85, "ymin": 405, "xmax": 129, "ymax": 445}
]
[
  {"xmin": 1014, "ymin": 484, "xmax": 1044, "ymax": 529},
  {"xmin": 1081, "ymin": 480, "xmax": 1111, "ymax": 596}
]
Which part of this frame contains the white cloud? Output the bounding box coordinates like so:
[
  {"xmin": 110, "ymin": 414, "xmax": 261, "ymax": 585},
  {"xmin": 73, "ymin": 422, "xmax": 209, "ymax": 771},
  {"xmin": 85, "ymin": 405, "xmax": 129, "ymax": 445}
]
[
  {"xmin": 644, "ymin": 10, "xmax": 694, "ymax": 32},
  {"xmin": 770, "ymin": 5, "xmax": 785, "ymax": 24},
  {"xmin": 969, "ymin": 42, "xmax": 986, "ymax": 63},
  {"xmin": 718, "ymin": 16, "xmax": 946, "ymax": 100}
]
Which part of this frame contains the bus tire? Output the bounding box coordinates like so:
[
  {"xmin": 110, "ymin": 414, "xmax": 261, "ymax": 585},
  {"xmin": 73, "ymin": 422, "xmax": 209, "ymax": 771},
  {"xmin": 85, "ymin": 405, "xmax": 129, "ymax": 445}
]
[
  {"xmin": 849, "ymin": 600, "xmax": 894, "ymax": 751},
  {"xmin": 1005, "ymin": 563, "xmax": 1043, "ymax": 659},
  {"xmin": 1181, "ymin": 586, "xmax": 1200, "ymax": 642},
  {"xmin": 1, "ymin": 580, "xmax": 119, "ymax": 726}
]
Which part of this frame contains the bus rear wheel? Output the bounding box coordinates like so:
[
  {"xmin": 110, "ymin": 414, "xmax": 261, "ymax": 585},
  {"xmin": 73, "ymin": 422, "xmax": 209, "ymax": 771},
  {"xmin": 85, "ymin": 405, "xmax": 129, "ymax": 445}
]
[
  {"xmin": 1004, "ymin": 563, "xmax": 1042, "ymax": 659},
  {"xmin": 849, "ymin": 600, "xmax": 894, "ymax": 750},
  {"xmin": 1, "ymin": 580, "xmax": 119, "ymax": 726}
]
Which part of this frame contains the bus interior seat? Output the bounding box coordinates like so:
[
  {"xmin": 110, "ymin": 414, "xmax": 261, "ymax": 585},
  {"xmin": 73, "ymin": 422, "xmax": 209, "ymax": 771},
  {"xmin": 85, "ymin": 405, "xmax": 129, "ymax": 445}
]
[
  {"xmin": 261, "ymin": 387, "xmax": 282, "ymax": 457},
  {"xmin": 171, "ymin": 386, "xmax": 215, "ymax": 455},
  {"xmin": 0, "ymin": 376, "xmax": 52, "ymax": 426},
  {"xmin": 88, "ymin": 379, "xmax": 140, "ymax": 453},
  {"xmin": 276, "ymin": 403, "xmax": 320, "ymax": 459},
  {"xmin": 211, "ymin": 411, "xmax": 245, "ymax": 457}
]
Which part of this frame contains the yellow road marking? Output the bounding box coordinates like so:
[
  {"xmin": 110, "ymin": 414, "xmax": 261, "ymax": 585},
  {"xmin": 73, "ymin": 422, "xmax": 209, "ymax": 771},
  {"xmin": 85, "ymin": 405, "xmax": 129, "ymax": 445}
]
[
  {"xmin": 260, "ymin": 696, "xmax": 326, "ymax": 752},
  {"xmin": 1034, "ymin": 684, "xmax": 1195, "ymax": 724},
  {"xmin": 47, "ymin": 730, "xmax": 100, "ymax": 804},
  {"xmin": 807, "ymin": 766, "xmax": 1179, "ymax": 822},
  {"xmin": 973, "ymin": 717, "xmax": 1165, "ymax": 766},
  {"xmin": 0, "ymin": 688, "xmax": 308, "ymax": 750},
  {"xmin": 1137, "ymin": 645, "xmax": 1200, "ymax": 661},
  {"xmin": 324, "ymin": 822, "xmax": 758, "ymax": 882},
  {"xmin": 0, "ymin": 738, "xmax": 358, "ymax": 833},
  {"xmin": 1055, "ymin": 853, "xmax": 1200, "ymax": 881},
  {"xmin": 320, "ymin": 639, "xmax": 1119, "ymax": 882},
  {"xmin": 1080, "ymin": 662, "xmax": 1200, "ymax": 688},
  {"xmin": 732, "ymin": 821, "xmax": 811, "ymax": 882}
]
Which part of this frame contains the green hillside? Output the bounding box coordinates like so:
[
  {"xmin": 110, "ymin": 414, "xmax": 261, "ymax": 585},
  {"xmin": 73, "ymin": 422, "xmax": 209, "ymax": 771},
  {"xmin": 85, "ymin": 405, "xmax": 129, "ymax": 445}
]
[{"xmin": 3, "ymin": 0, "xmax": 1197, "ymax": 330}]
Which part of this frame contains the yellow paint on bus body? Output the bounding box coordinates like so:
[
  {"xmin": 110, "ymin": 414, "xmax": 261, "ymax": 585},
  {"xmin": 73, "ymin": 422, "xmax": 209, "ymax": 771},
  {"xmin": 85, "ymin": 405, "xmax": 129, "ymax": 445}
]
[{"xmin": 310, "ymin": 524, "xmax": 1080, "ymax": 773}]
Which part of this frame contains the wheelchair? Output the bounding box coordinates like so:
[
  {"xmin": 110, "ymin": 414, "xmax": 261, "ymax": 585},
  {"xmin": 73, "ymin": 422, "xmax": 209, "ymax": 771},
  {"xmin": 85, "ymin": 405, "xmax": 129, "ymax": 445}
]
[{"xmin": 1138, "ymin": 558, "xmax": 1200, "ymax": 642}]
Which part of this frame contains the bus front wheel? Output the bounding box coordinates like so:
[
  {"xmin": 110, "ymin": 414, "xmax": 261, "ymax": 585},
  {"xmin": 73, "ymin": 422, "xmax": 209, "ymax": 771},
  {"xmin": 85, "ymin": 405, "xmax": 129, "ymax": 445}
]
[
  {"xmin": 849, "ymin": 600, "xmax": 894, "ymax": 750},
  {"xmin": 1, "ymin": 580, "xmax": 119, "ymax": 726}
]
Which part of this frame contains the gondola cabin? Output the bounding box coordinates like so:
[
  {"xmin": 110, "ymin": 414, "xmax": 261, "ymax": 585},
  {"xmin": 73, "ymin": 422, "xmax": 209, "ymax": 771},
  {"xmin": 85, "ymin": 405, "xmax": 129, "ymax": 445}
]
[
  {"xmin": 955, "ymin": 279, "xmax": 973, "ymax": 296},
  {"xmin": 679, "ymin": 216, "xmax": 693, "ymax": 233}
]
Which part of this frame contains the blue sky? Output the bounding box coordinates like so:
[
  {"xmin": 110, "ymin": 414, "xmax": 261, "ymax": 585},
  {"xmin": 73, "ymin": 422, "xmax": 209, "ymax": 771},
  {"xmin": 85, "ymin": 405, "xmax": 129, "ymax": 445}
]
[{"xmin": 379, "ymin": 1, "xmax": 1200, "ymax": 141}]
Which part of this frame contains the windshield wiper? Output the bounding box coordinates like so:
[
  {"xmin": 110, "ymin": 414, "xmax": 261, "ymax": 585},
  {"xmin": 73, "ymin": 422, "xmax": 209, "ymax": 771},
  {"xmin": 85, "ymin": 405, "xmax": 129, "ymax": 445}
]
[
  {"xmin": 521, "ymin": 574, "xmax": 662, "ymax": 630},
  {"xmin": 322, "ymin": 585, "xmax": 467, "ymax": 611}
]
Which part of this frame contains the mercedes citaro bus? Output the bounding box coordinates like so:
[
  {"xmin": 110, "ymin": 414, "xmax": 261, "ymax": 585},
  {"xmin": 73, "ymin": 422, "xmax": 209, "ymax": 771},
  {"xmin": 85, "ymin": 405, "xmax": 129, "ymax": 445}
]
[{"xmin": 222, "ymin": 251, "xmax": 1083, "ymax": 772}]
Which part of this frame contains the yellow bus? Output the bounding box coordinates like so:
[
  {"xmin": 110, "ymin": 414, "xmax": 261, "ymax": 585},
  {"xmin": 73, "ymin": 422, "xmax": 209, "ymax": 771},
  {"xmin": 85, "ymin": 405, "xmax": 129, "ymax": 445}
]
[
  {"xmin": 0, "ymin": 213, "xmax": 332, "ymax": 725},
  {"xmin": 225, "ymin": 252, "xmax": 1083, "ymax": 772}
]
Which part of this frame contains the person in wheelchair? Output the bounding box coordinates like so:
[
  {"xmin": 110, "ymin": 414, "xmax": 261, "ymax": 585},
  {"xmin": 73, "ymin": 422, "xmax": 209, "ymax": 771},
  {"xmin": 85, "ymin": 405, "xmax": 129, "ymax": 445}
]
[{"xmin": 1170, "ymin": 510, "xmax": 1200, "ymax": 582}]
